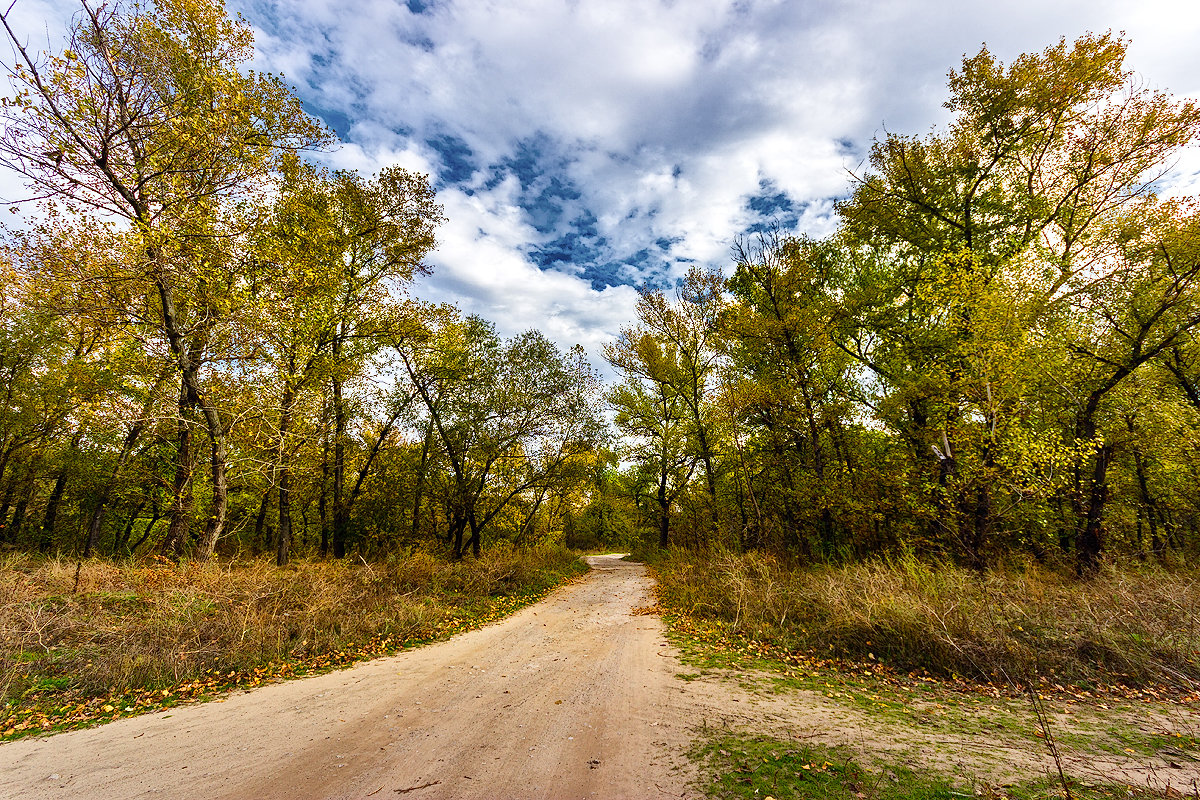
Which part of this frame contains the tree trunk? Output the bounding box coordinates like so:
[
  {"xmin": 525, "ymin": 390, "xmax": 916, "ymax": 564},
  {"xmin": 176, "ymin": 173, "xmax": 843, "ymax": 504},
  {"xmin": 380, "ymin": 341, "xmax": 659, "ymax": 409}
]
[
  {"xmin": 1075, "ymin": 442, "xmax": 1111, "ymax": 576},
  {"xmin": 694, "ymin": 422, "xmax": 719, "ymax": 538},
  {"xmin": 0, "ymin": 443, "xmax": 15, "ymax": 526},
  {"xmin": 516, "ymin": 490, "xmax": 546, "ymax": 546},
  {"xmin": 277, "ymin": 468, "xmax": 292, "ymax": 567},
  {"xmin": 449, "ymin": 513, "xmax": 467, "ymax": 560},
  {"xmin": 331, "ymin": 352, "xmax": 348, "ymax": 558},
  {"xmin": 84, "ymin": 366, "xmax": 169, "ymax": 557},
  {"xmin": 195, "ymin": 410, "xmax": 229, "ymax": 560},
  {"xmin": 410, "ymin": 419, "xmax": 433, "ymax": 542},
  {"xmin": 1072, "ymin": 388, "xmax": 1116, "ymax": 576},
  {"xmin": 130, "ymin": 502, "xmax": 164, "ymax": 554},
  {"xmin": 0, "ymin": 486, "xmax": 12, "ymax": 542},
  {"xmin": 39, "ymin": 469, "xmax": 68, "ymax": 553},
  {"xmin": 468, "ymin": 508, "xmax": 482, "ymax": 559},
  {"xmin": 8, "ymin": 476, "xmax": 33, "ymax": 544},
  {"xmin": 1133, "ymin": 447, "xmax": 1163, "ymax": 559},
  {"xmin": 161, "ymin": 382, "xmax": 197, "ymax": 559},
  {"xmin": 799, "ymin": 381, "xmax": 834, "ymax": 553},
  {"xmin": 112, "ymin": 499, "xmax": 146, "ymax": 555},
  {"xmin": 319, "ymin": 402, "xmax": 330, "ymax": 556},
  {"xmin": 155, "ymin": 274, "xmax": 228, "ymax": 562},
  {"xmin": 657, "ymin": 460, "xmax": 670, "ymax": 548},
  {"xmin": 276, "ymin": 384, "xmax": 296, "ymax": 567},
  {"xmin": 254, "ymin": 489, "xmax": 270, "ymax": 551}
]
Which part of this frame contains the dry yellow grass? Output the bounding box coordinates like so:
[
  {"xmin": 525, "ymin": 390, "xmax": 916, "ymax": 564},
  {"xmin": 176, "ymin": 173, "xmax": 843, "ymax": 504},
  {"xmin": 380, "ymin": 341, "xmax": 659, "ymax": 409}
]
[
  {"xmin": 648, "ymin": 549, "xmax": 1200, "ymax": 690},
  {"xmin": 0, "ymin": 546, "xmax": 586, "ymax": 707}
]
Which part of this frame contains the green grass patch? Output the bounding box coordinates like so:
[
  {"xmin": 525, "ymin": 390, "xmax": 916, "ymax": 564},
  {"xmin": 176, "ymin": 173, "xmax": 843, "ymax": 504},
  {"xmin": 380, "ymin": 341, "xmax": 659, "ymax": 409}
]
[
  {"xmin": 692, "ymin": 734, "xmax": 953, "ymax": 800},
  {"xmin": 692, "ymin": 733, "xmax": 1185, "ymax": 800}
]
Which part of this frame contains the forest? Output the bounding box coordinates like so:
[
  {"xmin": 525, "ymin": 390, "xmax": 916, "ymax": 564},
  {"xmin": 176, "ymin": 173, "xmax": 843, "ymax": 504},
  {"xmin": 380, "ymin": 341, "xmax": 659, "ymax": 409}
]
[{"xmin": 1, "ymin": 0, "xmax": 1199, "ymax": 582}]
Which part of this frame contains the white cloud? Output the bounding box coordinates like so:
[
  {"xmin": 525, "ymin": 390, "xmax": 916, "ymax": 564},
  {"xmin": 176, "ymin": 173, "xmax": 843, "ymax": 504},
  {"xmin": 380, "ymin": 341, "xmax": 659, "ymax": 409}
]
[
  {"xmin": 237, "ymin": 0, "xmax": 1200, "ymax": 372},
  {"xmin": 413, "ymin": 183, "xmax": 640, "ymax": 371},
  {"xmin": 6, "ymin": 0, "xmax": 1200, "ymax": 374}
]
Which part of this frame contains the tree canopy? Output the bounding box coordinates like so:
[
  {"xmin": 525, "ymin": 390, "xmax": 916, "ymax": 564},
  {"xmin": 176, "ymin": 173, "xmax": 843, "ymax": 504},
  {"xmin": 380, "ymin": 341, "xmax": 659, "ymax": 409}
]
[{"xmin": 3, "ymin": 14, "xmax": 1199, "ymax": 573}]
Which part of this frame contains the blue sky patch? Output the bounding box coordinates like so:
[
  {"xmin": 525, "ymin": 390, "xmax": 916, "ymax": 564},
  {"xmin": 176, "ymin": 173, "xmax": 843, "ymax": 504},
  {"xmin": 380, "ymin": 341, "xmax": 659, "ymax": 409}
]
[
  {"xmin": 581, "ymin": 261, "xmax": 634, "ymax": 291},
  {"xmin": 531, "ymin": 210, "xmax": 605, "ymax": 279},
  {"xmin": 303, "ymin": 102, "xmax": 352, "ymax": 139},
  {"xmin": 425, "ymin": 133, "xmax": 476, "ymax": 186},
  {"xmin": 835, "ymin": 137, "xmax": 863, "ymax": 160},
  {"xmin": 747, "ymin": 180, "xmax": 795, "ymax": 216},
  {"xmin": 745, "ymin": 180, "xmax": 803, "ymax": 233},
  {"xmin": 482, "ymin": 135, "xmax": 589, "ymax": 238}
]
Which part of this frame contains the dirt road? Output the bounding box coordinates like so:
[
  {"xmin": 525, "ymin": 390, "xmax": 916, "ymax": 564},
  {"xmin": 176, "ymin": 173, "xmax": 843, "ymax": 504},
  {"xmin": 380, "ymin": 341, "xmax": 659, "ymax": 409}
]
[
  {"xmin": 4, "ymin": 554, "xmax": 1197, "ymax": 798},
  {"xmin": 0, "ymin": 555, "xmax": 701, "ymax": 800}
]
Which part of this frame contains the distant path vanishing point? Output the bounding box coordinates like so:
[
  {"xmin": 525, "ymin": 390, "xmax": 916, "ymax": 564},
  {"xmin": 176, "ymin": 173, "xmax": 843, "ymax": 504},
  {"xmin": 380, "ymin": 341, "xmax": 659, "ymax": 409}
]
[{"xmin": 0, "ymin": 555, "xmax": 700, "ymax": 800}]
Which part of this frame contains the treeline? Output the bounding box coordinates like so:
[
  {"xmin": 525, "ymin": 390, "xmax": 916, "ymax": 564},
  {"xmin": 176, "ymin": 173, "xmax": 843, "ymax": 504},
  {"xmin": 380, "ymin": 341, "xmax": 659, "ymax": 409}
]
[
  {"xmin": 4, "ymin": 5, "xmax": 1200, "ymax": 575},
  {"xmin": 0, "ymin": 0, "xmax": 606, "ymax": 562},
  {"xmin": 606, "ymin": 34, "xmax": 1200, "ymax": 574}
]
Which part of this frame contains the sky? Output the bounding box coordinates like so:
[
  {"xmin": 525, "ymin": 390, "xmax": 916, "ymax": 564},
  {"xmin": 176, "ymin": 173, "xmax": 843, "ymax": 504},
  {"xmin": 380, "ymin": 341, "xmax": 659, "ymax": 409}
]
[{"xmin": 7, "ymin": 0, "xmax": 1200, "ymax": 371}]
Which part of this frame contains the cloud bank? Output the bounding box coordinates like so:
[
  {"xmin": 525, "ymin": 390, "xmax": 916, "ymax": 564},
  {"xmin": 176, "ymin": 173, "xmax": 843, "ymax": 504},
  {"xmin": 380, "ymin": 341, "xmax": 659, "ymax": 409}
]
[{"xmin": 8, "ymin": 0, "xmax": 1200, "ymax": 367}]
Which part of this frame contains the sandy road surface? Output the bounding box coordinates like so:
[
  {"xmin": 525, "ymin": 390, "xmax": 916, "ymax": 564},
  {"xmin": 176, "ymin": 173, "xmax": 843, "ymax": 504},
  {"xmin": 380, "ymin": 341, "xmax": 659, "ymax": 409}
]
[{"xmin": 0, "ymin": 555, "xmax": 700, "ymax": 800}]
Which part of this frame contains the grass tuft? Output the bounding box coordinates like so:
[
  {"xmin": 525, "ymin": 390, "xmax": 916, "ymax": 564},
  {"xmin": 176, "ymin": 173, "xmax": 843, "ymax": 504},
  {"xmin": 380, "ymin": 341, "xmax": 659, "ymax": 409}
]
[{"xmin": 692, "ymin": 734, "xmax": 953, "ymax": 800}]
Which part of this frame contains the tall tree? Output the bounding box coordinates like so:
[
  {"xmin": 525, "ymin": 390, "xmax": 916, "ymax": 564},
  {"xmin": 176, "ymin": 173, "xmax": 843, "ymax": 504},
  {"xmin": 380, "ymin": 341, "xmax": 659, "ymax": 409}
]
[
  {"xmin": 832, "ymin": 33, "xmax": 1200, "ymax": 569},
  {"xmin": 606, "ymin": 268, "xmax": 726, "ymax": 541},
  {"xmin": 1053, "ymin": 204, "xmax": 1200, "ymax": 571},
  {"xmin": 252, "ymin": 158, "xmax": 441, "ymax": 563},
  {"xmin": 0, "ymin": 0, "xmax": 329, "ymax": 559},
  {"xmin": 724, "ymin": 234, "xmax": 855, "ymax": 555},
  {"xmin": 605, "ymin": 360, "xmax": 696, "ymax": 549},
  {"xmin": 402, "ymin": 314, "xmax": 603, "ymax": 558}
]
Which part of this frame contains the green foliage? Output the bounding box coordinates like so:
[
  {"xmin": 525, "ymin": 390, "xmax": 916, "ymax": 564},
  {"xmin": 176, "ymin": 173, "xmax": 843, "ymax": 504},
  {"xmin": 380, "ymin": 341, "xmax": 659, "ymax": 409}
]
[
  {"xmin": 598, "ymin": 33, "xmax": 1200, "ymax": 572},
  {"xmin": 606, "ymin": 268, "xmax": 727, "ymax": 546},
  {"xmin": 400, "ymin": 312, "xmax": 605, "ymax": 558}
]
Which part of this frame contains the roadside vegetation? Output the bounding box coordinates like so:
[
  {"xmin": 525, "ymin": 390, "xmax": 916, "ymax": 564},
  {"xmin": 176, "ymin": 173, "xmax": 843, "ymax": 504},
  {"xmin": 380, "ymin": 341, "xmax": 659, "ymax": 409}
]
[
  {"xmin": 641, "ymin": 548, "xmax": 1200, "ymax": 799},
  {"xmin": 0, "ymin": 546, "xmax": 587, "ymax": 740},
  {"xmin": 644, "ymin": 548, "xmax": 1200, "ymax": 693}
]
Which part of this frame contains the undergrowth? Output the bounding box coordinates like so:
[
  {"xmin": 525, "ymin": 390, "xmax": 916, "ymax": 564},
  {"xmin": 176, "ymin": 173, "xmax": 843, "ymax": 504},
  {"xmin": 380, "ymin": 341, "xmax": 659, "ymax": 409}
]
[
  {"xmin": 642, "ymin": 548, "xmax": 1200, "ymax": 694},
  {"xmin": 0, "ymin": 544, "xmax": 587, "ymax": 739}
]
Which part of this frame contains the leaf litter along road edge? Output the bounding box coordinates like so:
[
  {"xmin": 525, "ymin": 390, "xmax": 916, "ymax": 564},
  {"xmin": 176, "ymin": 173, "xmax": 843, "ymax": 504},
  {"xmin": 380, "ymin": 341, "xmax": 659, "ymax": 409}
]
[
  {"xmin": 11, "ymin": 552, "xmax": 1196, "ymax": 798},
  {"xmin": 1, "ymin": 557, "xmax": 591, "ymax": 742}
]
